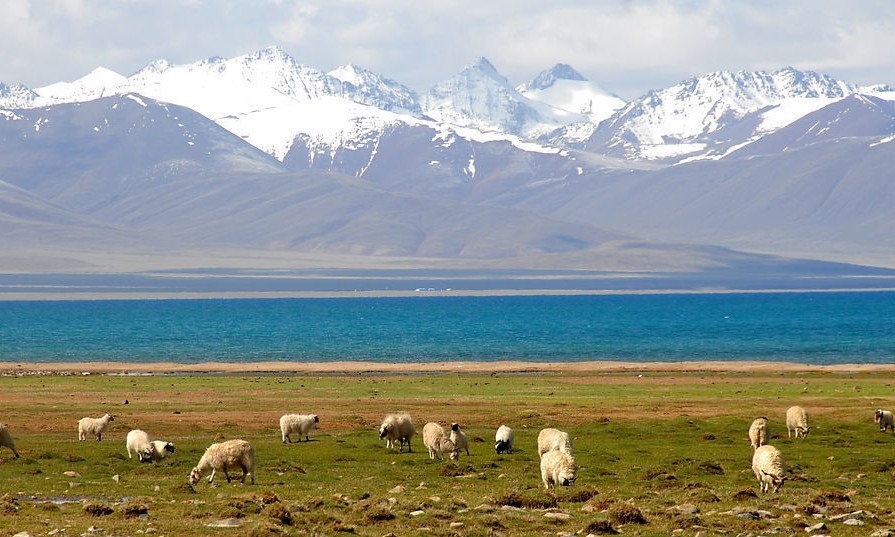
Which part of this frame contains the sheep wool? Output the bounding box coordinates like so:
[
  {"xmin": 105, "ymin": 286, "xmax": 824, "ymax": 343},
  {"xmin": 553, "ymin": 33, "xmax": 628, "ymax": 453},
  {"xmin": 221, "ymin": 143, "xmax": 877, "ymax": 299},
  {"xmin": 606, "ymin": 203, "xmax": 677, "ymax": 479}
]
[
  {"xmin": 785, "ymin": 406, "xmax": 810, "ymax": 439},
  {"xmin": 126, "ymin": 429, "xmax": 153, "ymax": 461},
  {"xmin": 0, "ymin": 424, "xmax": 20, "ymax": 458},
  {"xmin": 189, "ymin": 439, "xmax": 255, "ymax": 486},
  {"xmin": 148, "ymin": 440, "xmax": 175, "ymax": 461},
  {"xmin": 537, "ymin": 428, "xmax": 573, "ymax": 459},
  {"xmin": 540, "ymin": 449, "xmax": 578, "ymax": 490},
  {"xmin": 752, "ymin": 444, "xmax": 786, "ymax": 493},
  {"xmin": 495, "ymin": 425, "xmax": 514, "ymax": 454},
  {"xmin": 280, "ymin": 413, "xmax": 319, "ymax": 443},
  {"xmin": 875, "ymin": 409, "xmax": 894, "ymax": 432},
  {"xmin": 748, "ymin": 417, "xmax": 770, "ymax": 450},
  {"xmin": 449, "ymin": 423, "xmax": 469, "ymax": 456},
  {"xmin": 379, "ymin": 413, "xmax": 415, "ymax": 452},
  {"xmin": 78, "ymin": 413, "xmax": 114, "ymax": 442},
  {"xmin": 422, "ymin": 422, "xmax": 459, "ymax": 461}
]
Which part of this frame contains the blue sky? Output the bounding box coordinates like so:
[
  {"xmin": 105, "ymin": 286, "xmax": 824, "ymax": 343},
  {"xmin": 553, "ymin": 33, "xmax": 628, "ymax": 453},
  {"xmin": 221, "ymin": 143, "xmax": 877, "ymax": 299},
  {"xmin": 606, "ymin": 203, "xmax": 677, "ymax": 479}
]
[{"xmin": 2, "ymin": 0, "xmax": 893, "ymax": 99}]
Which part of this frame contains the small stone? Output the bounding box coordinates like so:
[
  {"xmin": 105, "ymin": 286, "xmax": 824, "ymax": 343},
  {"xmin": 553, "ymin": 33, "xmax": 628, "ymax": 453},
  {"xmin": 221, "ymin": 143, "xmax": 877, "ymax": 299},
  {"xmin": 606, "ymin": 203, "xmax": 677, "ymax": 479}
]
[
  {"xmin": 205, "ymin": 519, "xmax": 241, "ymax": 528},
  {"xmin": 757, "ymin": 510, "xmax": 773, "ymax": 518},
  {"xmin": 429, "ymin": 496, "xmax": 441, "ymax": 503},
  {"xmin": 843, "ymin": 519, "xmax": 864, "ymax": 526},
  {"xmin": 544, "ymin": 512, "xmax": 571, "ymax": 520},
  {"xmin": 410, "ymin": 510, "xmax": 425, "ymax": 517},
  {"xmin": 112, "ymin": 475, "xmax": 121, "ymax": 483},
  {"xmin": 805, "ymin": 522, "xmax": 827, "ymax": 532},
  {"xmin": 13, "ymin": 532, "xmax": 33, "ymax": 537},
  {"xmin": 870, "ymin": 530, "xmax": 893, "ymax": 537},
  {"xmin": 501, "ymin": 505, "xmax": 524, "ymax": 511},
  {"xmin": 388, "ymin": 485, "xmax": 405, "ymax": 494},
  {"xmin": 64, "ymin": 471, "xmax": 80, "ymax": 477},
  {"xmin": 673, "ymin": 503, "xmax": 699, "ymax": 515},
  {"xmin": 449, "ymin": 522, "xmax": 463, "ymax": 528}
]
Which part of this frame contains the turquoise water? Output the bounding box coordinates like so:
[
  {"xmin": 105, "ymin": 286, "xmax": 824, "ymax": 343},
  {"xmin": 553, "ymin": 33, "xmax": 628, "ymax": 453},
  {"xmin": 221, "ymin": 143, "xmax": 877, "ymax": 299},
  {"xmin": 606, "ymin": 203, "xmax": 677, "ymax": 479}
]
[{"xmin": 1, "ymin": 292, "xmax": 893, "ymax": 364}]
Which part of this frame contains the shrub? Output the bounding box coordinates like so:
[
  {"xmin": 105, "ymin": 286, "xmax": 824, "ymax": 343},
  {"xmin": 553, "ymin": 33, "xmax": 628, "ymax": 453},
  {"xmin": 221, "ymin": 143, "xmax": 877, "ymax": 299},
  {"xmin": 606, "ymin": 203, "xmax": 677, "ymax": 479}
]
[{"xmin": 609, "ymin": 503, "xmax": 646, "ymax": 525}]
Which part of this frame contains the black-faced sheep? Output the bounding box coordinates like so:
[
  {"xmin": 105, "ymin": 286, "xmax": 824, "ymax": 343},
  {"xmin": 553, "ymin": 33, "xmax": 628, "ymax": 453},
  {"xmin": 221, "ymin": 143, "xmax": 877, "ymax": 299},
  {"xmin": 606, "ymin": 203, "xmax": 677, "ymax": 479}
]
[
  {"xmin": 749, "ymin": 417, "xmax": 770, "ymax": 450},
  {"xmin": 785, "ymin": 406, "xmax": 810, "ymax": 438},
  {"xmin": 495, "ymin": 424, "xmax": 514, "ymax": 454},
  {"xmin": 78, "ymin": 413, "xmax": 114, "ymax": 441},
  {"xmin": 422, "ymin": 422, "xmax": 459, "ymax": 461},
  {"xmin": 875, "ymin": 409, "xmax": 894, "ymax": 432},
  {"xmin": 189, "ymin": 439, "xmax": 255, "ymax": 486},
  {"xmin": 537, "ymin": 427, "xmax": 573, "ymax": 459},
  {"xmin": 449, "ymin": 423, "xmax": 469, "ymax": 456},
  {"xmin": 379, "ymin": 413, "xmax": 415, "ymax": 452},
  {"xmin": 752, "ymin": 444, "xmax": 785, "ymax": 493},
  {"xmin": 127, "ymin": 430, "xmax": 175, "ymax": 463},
  {"xmin": 540, "ymin": 449, "xmax": 577, "ymax": 490},
  {"xmin": 0, "ymin": 424, "xmax": 20, "ymax": 458},
  {"xmin": 280, "ymin": 413, "xmax": 319, "ymax": 443}
]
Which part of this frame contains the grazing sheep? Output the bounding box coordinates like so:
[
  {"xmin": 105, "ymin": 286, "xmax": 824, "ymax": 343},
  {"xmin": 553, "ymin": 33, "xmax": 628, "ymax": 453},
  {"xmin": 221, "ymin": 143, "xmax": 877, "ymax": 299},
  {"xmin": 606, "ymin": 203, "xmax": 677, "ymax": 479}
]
[
  {"xmin": 379, "ymin": 413, "xmax": 415, "ymax": 452},
  {"xmin": 78, "ymin": 413, "xmax": 114, "ymax": 441},
  {"xmin": 495, "ymin": 425, "xmax": 514, "ymax": 454},
  {"xmin": 0, "ymin": 424, "xmax": 20, "ymax": 458},
  {"xmin": 280, "ymin": 413, "xmax": 319, "ymax": 443},
  {"xmin": 537, "ymin": 428, "xmax": 573, "ymax": 459},
  {"xmin": 540, "ymin": 449, "xmax": 578, "ymax": 490},
  {"xmin": 450, "ymin": 423, "xmax": 469, "ymax": 456},
  {"xmin": 422, "ymin": 422, "xmax": 459, "ymax": 461},
  {"xmin": 147, "ymin": 440, "xmax": 176, "ymax": 461},
  {"xmin": 875, "ymin": 409, "xmax": 894, "ymax": 432},
  {"xmin": 785, "ymin": 406, "xmax": 811, "ymax": 438},
  {"xmin": 189, "ymin": 439, "xmax": 255, "ymax": 486},
  {"xmin": 748, "ymin": 417, "xmax": 770, "ymax": 450},
  {"xmin": 752, "ymin": 444, "xmax": 786, "ymax": 493},
  {"xmin": 126, "ymin": 429, "xmax": 152, "ymax": 461}
]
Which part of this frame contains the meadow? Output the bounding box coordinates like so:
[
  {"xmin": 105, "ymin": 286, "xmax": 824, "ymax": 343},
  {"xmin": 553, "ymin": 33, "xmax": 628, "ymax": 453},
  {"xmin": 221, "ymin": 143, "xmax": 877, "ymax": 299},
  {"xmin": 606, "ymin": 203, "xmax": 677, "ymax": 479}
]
[{"xmin": 1, "ymin": 370, "xmax": 894, "ymax": 536}]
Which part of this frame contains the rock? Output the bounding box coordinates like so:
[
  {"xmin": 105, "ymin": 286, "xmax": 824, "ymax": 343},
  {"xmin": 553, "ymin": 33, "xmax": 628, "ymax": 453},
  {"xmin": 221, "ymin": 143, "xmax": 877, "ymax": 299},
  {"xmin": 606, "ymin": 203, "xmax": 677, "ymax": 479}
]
[
  {"xmin": 543, "ymin": 511, "xmax": 571, "ymax": 520},
  {"xmin": 410, "ymin": 510, "xmax": 425, "ymax": 517},
  {"xmin": 388, "ymin": 485, "xmax": 405, "ymax": 494},
  {"xmin": 206, "ymin": 519, "xmax": 241, "ymax": 527},
  {"xmin": 805, "ymin": 522, "xmax": 827, "ymax": 532},
  {"xmin": 870, "ymin": 530, "xmax": 893, "ymax": 537},
  {"xmin": 449, "ymin": 522, "xmax": 463, "ymax": 528},
  {"xmin": 757, "ymin": 510, "xmax": 773, "ymax": 518},
  {"xmin": 843, "ymin": 519, "xmax": 864, "ymax": 526},
  {"xmin": 13, "ymin": 532, "xmax": 33, "ymax": 537},
  {"xmin": 501, "ymin": 505, "xmax": 524, "ymax": 512},
  {"xmin": 64, "ymin": 471, "xmax": 80, "ymax": 477},
  {"xmin": 112, "ymin": 474, "xmax": 121, "ymax": 483},
  {"xmin": 737, "ymin": 512, "xmax": 760, "ymax": 520},
  {"xmin": 673, "ymin": 503, "xmax": 700, "ymax": 515}
]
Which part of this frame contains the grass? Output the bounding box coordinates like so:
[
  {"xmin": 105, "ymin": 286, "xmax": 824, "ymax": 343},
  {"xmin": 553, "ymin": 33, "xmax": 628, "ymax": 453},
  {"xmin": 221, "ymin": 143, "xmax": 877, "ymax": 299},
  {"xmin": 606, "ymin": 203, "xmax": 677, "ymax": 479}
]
[{"xmin": 0, "ymin": 371, "xmax": 894, "ymax": 535}]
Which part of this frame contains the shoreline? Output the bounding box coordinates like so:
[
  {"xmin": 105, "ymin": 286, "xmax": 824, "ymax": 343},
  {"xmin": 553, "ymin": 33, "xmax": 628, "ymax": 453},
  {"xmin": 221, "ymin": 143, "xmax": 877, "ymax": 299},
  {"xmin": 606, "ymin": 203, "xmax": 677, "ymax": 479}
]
[
  {"xmin": 3, "ymin": 360, "xmax": 895, "ymax": 375},
  {"xmin": 2, "ymin": 286, "xmax": 895, "ymax": 301}
]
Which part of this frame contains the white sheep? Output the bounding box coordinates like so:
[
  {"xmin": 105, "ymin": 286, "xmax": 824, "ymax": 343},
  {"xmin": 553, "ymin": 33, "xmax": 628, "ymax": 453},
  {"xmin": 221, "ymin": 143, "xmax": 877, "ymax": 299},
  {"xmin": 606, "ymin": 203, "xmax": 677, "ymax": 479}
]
[
  {"xmin": 127, "ymin": 429, "xmax": 176, "ymax": 462},
  {"xmin": 126, "ymin": 429, "xmax": 153, "ymax": 461},
  {"xmin": 785, "ymin": 406, "xmax": 810, "ymax": 438},
  {"xmin": 875, "ymin": 409, "xmax": 894, "ymax": 432},
  {"xmin": 450, "ymin": 423, "xmax": 469, "ymax": 456},
  {"xmin": 379, "ymin": 413, "xmax": 415, "ymax": 452},
  {"xmin": 78, "ymin": 413, "xmax": 114, "ymax": 441},
  {"xmin": 280, "ymin": 413, "xmax": 319, "ymax": 443},
  {"xmin": 540, "ymin": 449, "xmax": 578, "ymax": 490},
  {"xmin": 752, "ymin": 444, "xmax": 786, "ymax": 493},
  {"xmin": 422, "ymin": 422, "xmax": 459, "ymax": 461},
  {"xmin": 537, "ymin": 428, "xmax": 573, "ymax": 459},
  {"xmin": 189, "ymin": 439, "xmax": 255, "ymax": 486},
  {"xmin": 0, "ymin": 423, "xmax": 20, "ymax": 458},
  {"xmin": 748, "ymin": 417, "xmax": 770, "ymax": 450},
  {"xmin": 495, "ymin": 425, "xmax": 514, "ymax": 454}
]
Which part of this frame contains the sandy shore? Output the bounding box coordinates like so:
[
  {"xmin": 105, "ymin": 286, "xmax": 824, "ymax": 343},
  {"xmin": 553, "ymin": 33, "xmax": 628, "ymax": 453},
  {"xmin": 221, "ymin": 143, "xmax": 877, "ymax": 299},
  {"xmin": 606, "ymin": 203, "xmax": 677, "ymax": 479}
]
[{"xmin": 2, "ymin": 360, "xmax": 895, "ymax": 375}]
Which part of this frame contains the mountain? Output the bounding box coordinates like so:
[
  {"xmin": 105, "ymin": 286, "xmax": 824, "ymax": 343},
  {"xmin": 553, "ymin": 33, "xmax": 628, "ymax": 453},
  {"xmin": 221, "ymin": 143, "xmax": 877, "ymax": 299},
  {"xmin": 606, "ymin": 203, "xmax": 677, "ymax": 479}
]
[
  {"xmin": 517, "ymin": 63, "xmax": 625, "ymax": 128},
  {"xmin": 584, "ymin": 67, "xmax": 857, "ymax": 161},
  {"xmin": 0, "ymin": 82, "xmax": 37, "ymax": 109},
  {"xmin": 328, "ymin": 64, "xmax": 421, "ymax": 114}
]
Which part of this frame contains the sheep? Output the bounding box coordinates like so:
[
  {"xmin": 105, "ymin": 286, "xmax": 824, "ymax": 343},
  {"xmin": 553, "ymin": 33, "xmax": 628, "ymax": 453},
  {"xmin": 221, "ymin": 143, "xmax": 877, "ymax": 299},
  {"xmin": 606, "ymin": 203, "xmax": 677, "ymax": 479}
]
[
  {"xmin": 875, "ymin": 409, "xmax": 894, "ymax": 432},
  {"xmin": 0, "ymin": 424, "xmax": 20, "ymax": 458},
  {"xmin": 540, "ymin": 449, "xmax": 578, "ymax": 490},
  {"xmin": 147, "ymin": 440, "xmax": 176, "ymax": 461},
  {"xmin": 422, "ymin": 422, "xmax": 459, "ymax": 461},
  {"xmin": 379, "ymin": 413, "xmax": 415, "ymax": 452},
  {"xmin": 495, "ymin": 424, "xmax": 514, "ymax": 454},
  {"xmin": 126, "ymin": 429, "xmax": 152, "ymax": 461},
  {"xmin": 752, "ymin": 444, "xmax": 786, "ymax": 493},
  {"xmin": 748, "ymin": 417, "xmax": 770, "ymax": 450},
  {"xmin": 537, "ymin": 428, "xmax": 573, "ymax": 459},
  {"xmin": 450, "ymin": 423, "xmax": 469, "ymax": 456},
  {"xmin": 785, "ymin": 406, "xmax": 811, "ymax": 438},
  {"xmin": 78, "ymin": 413, "xmax": 114, "ymax": 441},
  {"xmin": 189, "ymin": 439, "xmax": 255, "ymax": 486},
  {"xmin": 280, "ymin": 413, "xmax": 319, "ymax": 443}
]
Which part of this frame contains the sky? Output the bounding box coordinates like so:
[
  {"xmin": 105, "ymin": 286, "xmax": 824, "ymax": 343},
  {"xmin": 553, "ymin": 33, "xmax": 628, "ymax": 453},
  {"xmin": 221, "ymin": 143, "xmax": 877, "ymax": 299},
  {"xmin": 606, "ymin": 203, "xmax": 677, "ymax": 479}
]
[{"xmin": 2, "ymin": 0, "xmax": 894, "ymax": 100}]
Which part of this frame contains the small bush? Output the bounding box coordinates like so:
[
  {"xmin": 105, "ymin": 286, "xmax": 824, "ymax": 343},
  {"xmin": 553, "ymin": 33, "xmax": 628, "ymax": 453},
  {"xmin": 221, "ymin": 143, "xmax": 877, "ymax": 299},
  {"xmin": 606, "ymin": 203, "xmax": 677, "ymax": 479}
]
[
  {"xmin": 811, "ymin": 489, "xmax": 851, "ymax": 506},
  {"xmin": 732, "ymin": 489, "xmax": 758, "ymax": 501},
  {"xmin": 585, "ymin": 520, "xmax": 619, "ymax": 534},
  {"xmin": 495, "ymin": 490, "xmax": 556, "ymax": 509},
  {"xmin": 263, "ymin": 503, "xmax": 292, "ymax": 525},
  {"xmin": 83, "ymin": 501, "xmax": 113, "ymax": 516},
  {"xmin": 563, "ymin": 487, "xmax": 599, "ymax": 503},
  {"xmin": 609, "ymin": 503, "xmax": 646, "ymax": 525},
  {"xmin": 122, "ymin": 502, "xmax": 148, "ymax": 518}
]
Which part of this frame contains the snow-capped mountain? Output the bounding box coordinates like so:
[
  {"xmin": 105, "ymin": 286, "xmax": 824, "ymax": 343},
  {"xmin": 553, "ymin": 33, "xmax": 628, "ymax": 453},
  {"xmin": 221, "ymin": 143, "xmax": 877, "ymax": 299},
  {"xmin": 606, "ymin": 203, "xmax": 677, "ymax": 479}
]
[
  {"xmin": 328, "ymin": 64, "xmax": 421, "ymax": 114},
  {"xmin": 420, "ymin": 57, "xmax": 584, "ymax": 138},
  {"xmin": 517, "ymin": 64, "xmax": 625, "ymax": 125},
  {"xmin": 0, "ymin": 82, "xmax": 38, "ymax": 109},
  {"xmin": 584, "ymin": 67, "xmax": 859, "ymax": 161}
]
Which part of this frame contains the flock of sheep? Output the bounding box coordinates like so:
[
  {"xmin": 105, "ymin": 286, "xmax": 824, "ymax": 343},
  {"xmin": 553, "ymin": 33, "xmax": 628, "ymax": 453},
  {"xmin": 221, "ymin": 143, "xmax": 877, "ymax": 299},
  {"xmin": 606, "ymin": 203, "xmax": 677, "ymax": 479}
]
[{"xmin": 2, "ymin": 406, "xmax": 893, "ymax": 494}]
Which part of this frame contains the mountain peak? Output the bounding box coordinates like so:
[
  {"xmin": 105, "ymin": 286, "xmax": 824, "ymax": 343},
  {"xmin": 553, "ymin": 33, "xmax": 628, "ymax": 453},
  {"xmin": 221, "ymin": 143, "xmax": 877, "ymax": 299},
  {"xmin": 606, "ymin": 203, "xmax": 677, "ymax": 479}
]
[{"xmin": 523, "ymin": 64, "xmax": 587, "ymax": 91}]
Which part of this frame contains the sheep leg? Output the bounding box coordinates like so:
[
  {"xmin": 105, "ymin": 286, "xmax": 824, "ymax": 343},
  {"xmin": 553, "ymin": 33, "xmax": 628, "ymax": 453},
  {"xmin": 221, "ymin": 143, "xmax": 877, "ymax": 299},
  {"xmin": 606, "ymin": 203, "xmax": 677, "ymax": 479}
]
[
  {"xmin": 223, "ymin": 468, "xmax": 232, "ymax": 483},
  {"xmin": 208, "ymin": 469, "xmax": 217, "ymax": 483}
]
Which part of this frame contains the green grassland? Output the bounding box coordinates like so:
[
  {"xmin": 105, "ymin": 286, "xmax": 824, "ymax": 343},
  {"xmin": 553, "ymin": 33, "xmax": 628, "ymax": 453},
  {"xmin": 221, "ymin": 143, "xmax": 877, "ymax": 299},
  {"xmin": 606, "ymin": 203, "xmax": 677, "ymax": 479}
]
[{"xmin": 1, "ymin": 371, "xmax": 895, "ymax": 536}]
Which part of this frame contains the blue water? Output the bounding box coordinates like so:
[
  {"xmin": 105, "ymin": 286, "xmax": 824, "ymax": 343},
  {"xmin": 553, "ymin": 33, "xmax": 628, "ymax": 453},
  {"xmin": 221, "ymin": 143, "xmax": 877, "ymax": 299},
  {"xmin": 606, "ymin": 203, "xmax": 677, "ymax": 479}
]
[{"xmin": 1, "ymin": 292, "xmax": 894, "ymax": 364}]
